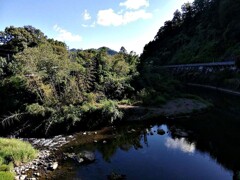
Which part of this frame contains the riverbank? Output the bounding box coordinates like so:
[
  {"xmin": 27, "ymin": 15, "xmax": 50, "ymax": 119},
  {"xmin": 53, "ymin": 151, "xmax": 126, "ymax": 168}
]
[
  {"xmin": 14, "ymin": 135, "xmax": 75, "ymax": 180},
  {"xmin": 119, "ymin": 98, "xmax": 211, "ymax": 121},
  {"xmin": 13, "ymin": 127, "xmax": 115, "ymax": 180}
]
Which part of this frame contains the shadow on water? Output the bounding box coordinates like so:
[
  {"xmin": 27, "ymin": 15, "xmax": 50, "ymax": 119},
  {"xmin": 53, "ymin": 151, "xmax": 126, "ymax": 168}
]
[
  {"xmin": 52, "ymin": 87, "xmax": 240, "ymax": 180},
  {"xmin": 171, "ymin": 86, "xmax": 240, "ymax": 178}
]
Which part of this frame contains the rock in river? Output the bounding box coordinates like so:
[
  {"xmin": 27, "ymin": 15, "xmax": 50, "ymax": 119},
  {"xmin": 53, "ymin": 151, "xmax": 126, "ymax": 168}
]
[
  {"xmin": 77, "ymin": 151, "xmax": 95, "ymax": 162},
  {"xmin": 49, "ymin": 162, "xmax": 58, "ymax": 170},
  {"xmin": 157, "ymin": 129, "xmax": 165, "ymax": 135}
]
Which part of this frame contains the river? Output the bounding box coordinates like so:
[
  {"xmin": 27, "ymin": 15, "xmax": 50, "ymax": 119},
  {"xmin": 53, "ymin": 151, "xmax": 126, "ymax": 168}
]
[{"xmin": 52, "ymin": 87, "xmax": 240, "ymax": 180}]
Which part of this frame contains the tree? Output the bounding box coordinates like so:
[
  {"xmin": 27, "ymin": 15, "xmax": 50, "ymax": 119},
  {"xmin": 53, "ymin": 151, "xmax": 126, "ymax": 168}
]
[
  {"xmin": 119, "ymin": 46, "xmax": 127, "ymax": 54},
  {"xmin": 0, "ymin": 26, "xmax": 47, "ymax": 53}
]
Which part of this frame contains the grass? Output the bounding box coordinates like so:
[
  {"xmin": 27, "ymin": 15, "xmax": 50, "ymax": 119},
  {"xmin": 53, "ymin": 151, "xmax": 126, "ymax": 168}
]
[
  {"xmin": 0, "ymin": 138, "xmax": 38, "ymax": 179},
  {"xmin": 0, "ymin": 171, "xmax": 15, "ymax": 180}
]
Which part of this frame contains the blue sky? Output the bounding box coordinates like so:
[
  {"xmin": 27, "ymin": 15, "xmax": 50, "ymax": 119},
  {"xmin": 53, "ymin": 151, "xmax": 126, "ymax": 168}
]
[{"xmin": 0, "ymin": 0, "xmax": 193, "ymax": 54}]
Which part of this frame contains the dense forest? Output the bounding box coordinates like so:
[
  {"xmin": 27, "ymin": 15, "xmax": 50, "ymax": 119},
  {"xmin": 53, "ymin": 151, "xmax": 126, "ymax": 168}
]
[
  {"xmin": 140, "ymin": 0, "xmax": 240, "ymax": 67},
  {"xmin": 0, "ymin": 26, "xmax": 140, "ymax": 136}
]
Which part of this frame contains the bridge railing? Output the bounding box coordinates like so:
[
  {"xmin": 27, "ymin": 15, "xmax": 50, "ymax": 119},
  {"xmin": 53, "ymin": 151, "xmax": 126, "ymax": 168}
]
[{"xmin": 162, "ymin": 61, "xmax": 235, "ymax": 68}]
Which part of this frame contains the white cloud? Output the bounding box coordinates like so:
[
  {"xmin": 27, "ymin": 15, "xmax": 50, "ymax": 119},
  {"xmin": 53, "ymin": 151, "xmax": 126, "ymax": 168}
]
[
  {"xmin": 53, "ymin": 24, "xmax": 82, "ymax": 42},
  {"xmin": 83, "ymin": 9, "xmax": 91, "ymax": 21},
  {"xmin": 120, "ymin": 0, "xmax": 149, "ymax": 10},
  {"xmin": 97, "ymin": 9, "xmax": 152, "ymax": 26},
  {"xmin": 81, "ymin": 22, "xmax": 96, "ymax": 28},
  {"xmin": 165, "ymin": 138, "xmax": 196, "ymax": 153}
]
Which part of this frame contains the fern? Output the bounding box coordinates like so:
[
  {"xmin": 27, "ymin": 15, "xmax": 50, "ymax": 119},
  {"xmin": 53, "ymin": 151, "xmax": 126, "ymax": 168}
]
[{"xmin": 1, "ymin": 112, "xmax": 26, "ymax": 127}]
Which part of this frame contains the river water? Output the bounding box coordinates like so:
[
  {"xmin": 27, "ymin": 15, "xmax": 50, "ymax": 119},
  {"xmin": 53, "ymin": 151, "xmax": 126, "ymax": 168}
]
[{"xmin": 54, "ymin": 88, "xmax": 240, "ymax": 180}]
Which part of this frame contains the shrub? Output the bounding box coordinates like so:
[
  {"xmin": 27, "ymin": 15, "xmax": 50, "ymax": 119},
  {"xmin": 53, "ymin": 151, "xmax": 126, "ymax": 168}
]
[
  {"xmin": 100, "ymin": 100, "xmax": 123, "ymax": 123},
  {"xmin": 26, "ymin": 103, "xmax": 46, "ymax": 116}
]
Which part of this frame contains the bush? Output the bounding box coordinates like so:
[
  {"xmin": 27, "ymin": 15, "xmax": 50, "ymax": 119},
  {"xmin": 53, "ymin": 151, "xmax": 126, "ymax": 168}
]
[
  {"xmin": 26, "ymin": 103, "xmax": 46, "ymax": 116},
  {"xmin": 100, "ymin": 100, "xmax": 123, "ymax": 123},
  {"xmin": 118, "ymin": 99, "xmax": 134, "ymax": 105},
  {"xmin": 78, "ymin": 100, "xmax": 123, "ymax": 129},
  {"xmin": 137, "ymin": 88, "xmax": 168, "ymax": 106}
]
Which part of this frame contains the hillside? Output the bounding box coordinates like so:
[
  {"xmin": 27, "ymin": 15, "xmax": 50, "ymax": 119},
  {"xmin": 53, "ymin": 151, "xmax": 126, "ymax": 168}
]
[{"xmin": 140, "ymin": 0, "xmax": 240, "ymax": 66}]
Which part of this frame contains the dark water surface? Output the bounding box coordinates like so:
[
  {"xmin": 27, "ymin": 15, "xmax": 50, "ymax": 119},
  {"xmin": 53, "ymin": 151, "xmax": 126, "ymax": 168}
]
[{"xmin": 55, "ymin": 88, "xmax": 240, "ymax": 180}]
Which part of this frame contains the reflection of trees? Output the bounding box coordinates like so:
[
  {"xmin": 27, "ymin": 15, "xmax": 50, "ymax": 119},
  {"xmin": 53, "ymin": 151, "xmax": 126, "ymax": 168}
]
[{"xmin": 96, "ymin": 129, "xmax": 148, "ymax": 162}]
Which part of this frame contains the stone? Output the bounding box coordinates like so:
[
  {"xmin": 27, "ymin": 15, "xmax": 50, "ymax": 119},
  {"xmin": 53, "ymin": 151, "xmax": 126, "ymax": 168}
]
[
  {"xmin": 77, "ymin": 151, "xmax": 95, "ymax": 162},
  {"xmin": 49, "ymin": 162, "xmax": 58, "ymax": 170},
  {"xmin": 34, "ymin": 172, "xmax": 40, "ymax": 177},
  {"xmin": 157, "ymin": 129, "xmax": 165, "ymax": 135},
  {"xmin": 75, "ymin": 157, "xmax": 84, "ymax": 164},
  {"xmin": 20, "ymin": 175, "xmax": 27, "ymax": 180},
  {"xmin": 107, "ymin": 172, "xmax": 126, "ymax": 180}
]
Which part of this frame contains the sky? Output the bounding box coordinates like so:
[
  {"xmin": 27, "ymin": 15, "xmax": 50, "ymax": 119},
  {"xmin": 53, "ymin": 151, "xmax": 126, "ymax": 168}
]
[{"xmin": 0, "ymin": 0, "xmax": 194, "ymax": 54}]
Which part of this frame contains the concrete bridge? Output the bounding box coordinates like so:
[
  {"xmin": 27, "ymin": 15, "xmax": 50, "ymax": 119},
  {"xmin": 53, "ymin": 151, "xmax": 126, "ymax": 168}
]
[
  {"xmin": 162, "ymin": 61, "xmax": 238, "ymax": 74},
  {"xmin": 162, "ymin": 61, "xmax": 240, "ymax": 96}
]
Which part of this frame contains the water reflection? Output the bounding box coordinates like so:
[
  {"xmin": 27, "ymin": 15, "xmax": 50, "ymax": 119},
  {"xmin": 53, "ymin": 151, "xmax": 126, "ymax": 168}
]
[
  {"xmin": 165, "ymin": 137, "xmax": 195, "ymax": 153},
  {"xmin": 53, "ymin": 89, "xmax": 240, "ymax": 179},
  {"xmin": 56, "ymin": 124, "xmax": 233, "ymax": 180}
]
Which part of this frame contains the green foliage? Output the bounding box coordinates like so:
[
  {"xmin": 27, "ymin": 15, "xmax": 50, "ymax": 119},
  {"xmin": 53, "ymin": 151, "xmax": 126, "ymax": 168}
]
[
  {"xmin": 0, "ymin": 164, "xmax": 12, "ymax": 172},
  {"xmin": 140, "ymin": 0, "xmax": 240, "ymax": 66},
  {"xmin": 137, "ymin": 88, "xmax": 167, "ymax": 106},
  {"xmin": 0, "ymin": 57, "xmax": 7, "ymax": 77},
  {"xmin": 0, "ymin": 26, "xmax": 139, "ymax": 135},
  {"xmin": 0, "ymin": 171, "xmax": 15, "ymax": 180},
  {"xmin": 99, "ymin": 100, "xmax": 123, "ymax": 123},
  {"xmin": 0, "ymin": 25, "xmax": 47, "ymax": 53},
  {"xmin": 26, "ymin": 103, "xmax": 46, "ymax": 116},
  {"xmin": 118, "ymin": 99, "xmax": 136, "ymax": 105},
  {"xmin": 136, "ymin": 64, "xmax": 181, "ymax": 106},
  {"xmin": 136, "ymin": 0, "xmax": 240, "ymax": 107}
]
